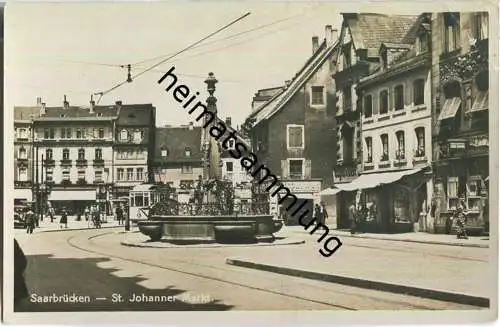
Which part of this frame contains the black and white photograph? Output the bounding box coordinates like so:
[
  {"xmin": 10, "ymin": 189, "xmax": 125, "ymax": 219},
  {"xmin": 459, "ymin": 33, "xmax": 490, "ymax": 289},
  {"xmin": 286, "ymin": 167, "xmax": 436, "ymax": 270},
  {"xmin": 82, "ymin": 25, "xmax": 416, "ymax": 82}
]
[{"xmin": 3, "ymin": 1, "xmax": 498, "ymax": 325}]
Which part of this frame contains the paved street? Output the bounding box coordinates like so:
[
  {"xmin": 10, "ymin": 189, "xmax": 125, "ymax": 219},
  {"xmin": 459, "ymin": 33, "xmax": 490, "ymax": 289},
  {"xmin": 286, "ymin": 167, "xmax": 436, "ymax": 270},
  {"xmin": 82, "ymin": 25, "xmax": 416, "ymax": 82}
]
[{"xmin": 13, "ymin": 227, "xmax": 489, "ymax": 312}]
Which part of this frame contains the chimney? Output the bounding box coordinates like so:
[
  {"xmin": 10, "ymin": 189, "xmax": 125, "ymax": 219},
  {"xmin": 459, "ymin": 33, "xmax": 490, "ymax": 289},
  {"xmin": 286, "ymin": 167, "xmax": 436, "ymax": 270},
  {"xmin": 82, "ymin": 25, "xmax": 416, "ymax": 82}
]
[
  {"xmin": 115, "ymin": 100, "xmax": 122, "ymax": 106},
  {"xmin": 331, "ymin": 28, "xmax": 339, "ymax": 44},
  {"xmin": 89, "ymin": 94, "xmax": 95, "ymax": 114},
  {"xmin": 63, "ymin": 95, "xmax": 69, "ymax": 109},
  {"xmin": 225, "ymin": 117, "xmax": 232, "ymax": 127},
  {"xmin": 40, "ymin": 102, "xmax": 46, "ymax": 116},
  {"xmin": 312, "ymin": 36, "xmax": 319, "ymax": 54},
  {"xmin": 36, "ymin": 97, "xmax": 42, "ymax": 107}
]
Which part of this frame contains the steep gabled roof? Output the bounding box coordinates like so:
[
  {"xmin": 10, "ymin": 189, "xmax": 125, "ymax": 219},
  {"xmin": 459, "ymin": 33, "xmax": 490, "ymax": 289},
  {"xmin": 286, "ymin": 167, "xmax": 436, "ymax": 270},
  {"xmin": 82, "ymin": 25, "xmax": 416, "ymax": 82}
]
[
  {"xmin": 116, "ymin": 104, "xmax": 155, "ymax": 126},
  {"xmin": 248, "ymin": 38, "xmax": 339, "ymax": 126},
  {"xmin": 344, "ymin": 13, "xmax": 418, "ymax": 57},
  {"xmin": 154, "ymin": 126, "xmax": 203, "ymax": 164}
]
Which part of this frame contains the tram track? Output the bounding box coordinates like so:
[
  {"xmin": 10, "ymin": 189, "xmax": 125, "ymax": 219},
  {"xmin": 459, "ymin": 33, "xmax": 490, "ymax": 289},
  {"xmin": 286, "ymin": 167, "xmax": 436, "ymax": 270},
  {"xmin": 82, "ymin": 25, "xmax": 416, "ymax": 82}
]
[{"xmin": 65, "ymin": 230, "xmax": 475, "ymax": 311}]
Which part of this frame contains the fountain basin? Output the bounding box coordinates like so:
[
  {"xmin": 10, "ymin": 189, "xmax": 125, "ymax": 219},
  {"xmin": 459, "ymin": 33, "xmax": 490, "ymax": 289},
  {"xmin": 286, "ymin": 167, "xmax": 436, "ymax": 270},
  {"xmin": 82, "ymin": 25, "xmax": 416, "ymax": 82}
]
[{"xmin": 137, "ymin": 215, "xmax": 283, "ymax": 243}]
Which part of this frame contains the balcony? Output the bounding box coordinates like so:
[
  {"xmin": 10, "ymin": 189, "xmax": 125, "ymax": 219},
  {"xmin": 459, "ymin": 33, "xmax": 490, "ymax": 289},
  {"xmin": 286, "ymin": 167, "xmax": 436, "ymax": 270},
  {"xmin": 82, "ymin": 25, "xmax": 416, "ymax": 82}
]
[
  {"xmin": 61, "ymin": 179, "xmax": 72, "ymax": 187},
  {"xmin": 15, "ymin": 181, "xmax": 32, "ymax": 188},
  {"xmin": 76, "ymin": 179, "xmax": 87, "ymax": 185},
  {"xmin": 93, "ymin": 159, "xmax": 105, "ymax": 167},
  {"xmin": 76, "ymin": 159, "xmax": 88, "ymax": 167},
  {"xmin": 363, "ymin": 159, "xmax": 374, "ymax": 171},
  {"xmin": 393, "ymin": 151, "xmax": 407, "ymax": 167},
  {"xmin": 333, "ymin": 163, "xmax": 359, "ymax": 184},
  {"xmin": 60, "ymin": 159, "xmax": 72, "ymax": 166},
  {"xmin": 44, "ymin": 159, "xmax": 55, "ymax": 167}
]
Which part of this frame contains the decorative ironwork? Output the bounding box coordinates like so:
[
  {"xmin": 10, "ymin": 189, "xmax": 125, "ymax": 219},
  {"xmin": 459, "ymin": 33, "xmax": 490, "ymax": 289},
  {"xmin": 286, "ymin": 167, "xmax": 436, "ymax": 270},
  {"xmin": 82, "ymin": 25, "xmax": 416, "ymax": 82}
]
[{"xmin": 439, "ymin": 45, "xmax": 488, "ymax": 85}]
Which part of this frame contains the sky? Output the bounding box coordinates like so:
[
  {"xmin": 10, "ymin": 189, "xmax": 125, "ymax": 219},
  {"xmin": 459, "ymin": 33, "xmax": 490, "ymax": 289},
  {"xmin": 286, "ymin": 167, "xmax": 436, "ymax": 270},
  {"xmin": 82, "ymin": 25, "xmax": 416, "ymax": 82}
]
[{"xmin": 5, "ymin": 2, "xmax": 343, "ymax": 127}]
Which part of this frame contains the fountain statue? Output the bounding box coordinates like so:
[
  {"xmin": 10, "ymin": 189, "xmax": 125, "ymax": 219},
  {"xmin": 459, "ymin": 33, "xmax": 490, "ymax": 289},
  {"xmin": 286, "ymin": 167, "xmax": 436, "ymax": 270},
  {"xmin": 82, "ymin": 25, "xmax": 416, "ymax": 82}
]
[{"xmin": 137, "ymin": 73, "xmax": 283, "ymax": 244}]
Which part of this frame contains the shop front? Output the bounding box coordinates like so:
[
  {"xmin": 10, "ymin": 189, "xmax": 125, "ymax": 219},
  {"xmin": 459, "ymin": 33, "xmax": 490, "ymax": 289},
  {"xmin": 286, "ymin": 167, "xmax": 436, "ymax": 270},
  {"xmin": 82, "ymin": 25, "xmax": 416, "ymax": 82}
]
[
  {"xmin": 14, "ymin": 188, "xmax": 33, "ymax": 204},
  {"xmin": 48, "ymin": 188, "xmax": 96, "ymax": 215},
  {"xmin": 279, "ymin": 179, "xmax": 321, "ymax": 226}
]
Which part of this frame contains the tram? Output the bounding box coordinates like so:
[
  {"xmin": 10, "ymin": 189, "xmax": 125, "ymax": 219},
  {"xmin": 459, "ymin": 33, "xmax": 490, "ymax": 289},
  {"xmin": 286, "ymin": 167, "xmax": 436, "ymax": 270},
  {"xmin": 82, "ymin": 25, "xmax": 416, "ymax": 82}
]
[{"xmin": 128, "ymin": 184, "xmax": 179, "ymax": 222}]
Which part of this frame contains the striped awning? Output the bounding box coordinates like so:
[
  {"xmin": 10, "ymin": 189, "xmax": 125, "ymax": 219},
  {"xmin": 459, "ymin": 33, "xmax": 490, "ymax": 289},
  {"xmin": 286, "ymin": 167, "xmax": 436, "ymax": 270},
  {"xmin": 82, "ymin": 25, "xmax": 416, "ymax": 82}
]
[
  {"xmin": 470, "ymin": 91, "xmax": 488, "ymax": 112},
  {"xmin": 438, "ymin": 97, "xmax": 461, "ymax": 120}
]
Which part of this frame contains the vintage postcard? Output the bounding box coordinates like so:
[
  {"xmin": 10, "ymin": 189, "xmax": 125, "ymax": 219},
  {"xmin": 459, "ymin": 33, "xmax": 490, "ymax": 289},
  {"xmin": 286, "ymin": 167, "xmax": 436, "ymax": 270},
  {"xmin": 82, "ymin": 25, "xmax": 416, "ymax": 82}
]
[{"xmin": 2, "ymin": 1, "xmax": 498, "ymax": 325}]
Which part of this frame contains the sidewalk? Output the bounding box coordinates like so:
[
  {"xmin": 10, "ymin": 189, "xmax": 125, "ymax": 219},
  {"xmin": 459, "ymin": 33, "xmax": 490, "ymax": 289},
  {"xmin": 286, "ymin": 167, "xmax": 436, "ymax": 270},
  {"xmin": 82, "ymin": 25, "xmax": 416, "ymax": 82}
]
[
  {"xmin": 284, "ymin": 226, "xmax": 490, "ymax": 248},
  {"xmin": 26, "ymin": 216, "xmax": 123, "ymax": 233}
]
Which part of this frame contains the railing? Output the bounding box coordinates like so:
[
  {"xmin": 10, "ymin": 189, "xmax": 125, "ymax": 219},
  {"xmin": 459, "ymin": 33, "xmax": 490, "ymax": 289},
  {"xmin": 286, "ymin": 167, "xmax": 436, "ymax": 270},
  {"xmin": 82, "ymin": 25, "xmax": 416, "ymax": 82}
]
[
  {"xmin": 76, "ymin": 159, "xmax": 88, "ymax": 167},
  {"xmin": 60, "ymin": 159, "xmax": 72, "ymax": 166},
  {"xmin": 93, "ymin": 159, "xmax": 105, "ymax": 166},
  {"xmin": 150, "ymin": 201, "xmax": 270, "ymax": 217}
]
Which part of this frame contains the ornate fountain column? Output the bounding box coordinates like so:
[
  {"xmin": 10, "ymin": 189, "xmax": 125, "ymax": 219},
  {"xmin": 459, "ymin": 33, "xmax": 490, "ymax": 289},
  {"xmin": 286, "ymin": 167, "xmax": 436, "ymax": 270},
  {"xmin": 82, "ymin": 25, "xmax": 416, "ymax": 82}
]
[{"xmin": 203, "ymin": 72, "xmax": 222, "ymax": 180}]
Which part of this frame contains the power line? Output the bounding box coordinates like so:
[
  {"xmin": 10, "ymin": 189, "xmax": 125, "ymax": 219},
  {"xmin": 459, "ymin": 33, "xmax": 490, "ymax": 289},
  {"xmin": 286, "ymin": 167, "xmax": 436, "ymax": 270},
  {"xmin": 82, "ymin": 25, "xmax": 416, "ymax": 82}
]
[{"xmin": 94, "ymin": 12, "xmax": 251, "ymax": 103}]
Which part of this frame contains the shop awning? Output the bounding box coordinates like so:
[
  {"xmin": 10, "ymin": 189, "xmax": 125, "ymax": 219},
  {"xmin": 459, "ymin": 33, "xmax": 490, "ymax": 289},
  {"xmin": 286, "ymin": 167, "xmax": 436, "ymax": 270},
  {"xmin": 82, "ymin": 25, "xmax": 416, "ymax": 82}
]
[
  {"xmin": 49, "ymin": 190, "xmax": 96, "ymax": 201},
  {"xmin": 470, "ymin": 91, "xmax": 488, "ymax": 112},
  {"xmin": 131, "ymin": 184, "xmax": 156, "ymax": 192},
  {"xmin": 318, "ymin": 187, "xmax": 341, "ymax": 196},
  {"xmin": 335, "ymin": 168, "xmax": 423, "ymax": 192},
  {"xmin": 438, "ymin": 97, "xmax": 461, "ymax": 121},
  {"xmin": 14, "ymin": 189, "xmax": 33, "ymax": 201}
]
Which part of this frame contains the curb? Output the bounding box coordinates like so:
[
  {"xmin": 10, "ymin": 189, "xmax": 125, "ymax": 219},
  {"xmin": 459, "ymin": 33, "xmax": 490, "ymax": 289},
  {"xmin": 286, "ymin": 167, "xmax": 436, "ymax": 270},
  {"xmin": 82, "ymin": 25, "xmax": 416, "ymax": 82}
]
[
  {"xmin": 36, "ymin": 225, "xmax": 123, "ymax": 233},
  {"xmin": 120, "ymin": 239, "xmax": 305, "ymax": 249},
  {"xmin": 337, "ymin": 234, "xmax": 489, "ymax": 248},
  {"xmin": 226, "ymin": 259, "xmax": 490, "ymax": 308}
]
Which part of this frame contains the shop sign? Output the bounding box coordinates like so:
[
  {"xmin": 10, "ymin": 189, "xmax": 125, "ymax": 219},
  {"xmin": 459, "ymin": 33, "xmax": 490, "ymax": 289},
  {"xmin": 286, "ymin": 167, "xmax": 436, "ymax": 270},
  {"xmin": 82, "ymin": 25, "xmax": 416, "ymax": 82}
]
[
  {"xmin": 469, "ymin": 135, "xmax": 488, "ymax": 147},
  {"xmin": 282, "ymin": 180, "xmax": 321, "ymax": 193}
]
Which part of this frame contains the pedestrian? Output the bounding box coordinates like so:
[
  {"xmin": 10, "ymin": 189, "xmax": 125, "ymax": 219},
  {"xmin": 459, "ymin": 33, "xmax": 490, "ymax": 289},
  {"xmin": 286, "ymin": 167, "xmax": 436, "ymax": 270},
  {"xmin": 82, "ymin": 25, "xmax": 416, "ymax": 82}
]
[
  {"xmin": 320, "ymin": 202, "xmax": 328, "ymax": 225},
  {"xmin": 25, "ymin": 207, "xmax": 35, "ymax": 234},
  {"xmin": 48, "ymin": 206, "xmax": 55, "ymax": 223},
  {"xmin": 314, "ymin": 203, "xmax": 322, "ymax": 226},
  {"xmin": 455, "ymin": 197, "xmax": 468, "ymax": 239},
  {"xmin": 60, "ymin": 207, "xmax": 68, "ymax": 229},
  {"xmin": 349, "ymin": 190, "xmax": 363, "ymax": 235},
  {"xmin": 84, "ymin": 206, "xmax": 90, "ymax": 221},
  {"xmin": 116, "ymin": 206, "xmax": 123, "ymax": 225}
]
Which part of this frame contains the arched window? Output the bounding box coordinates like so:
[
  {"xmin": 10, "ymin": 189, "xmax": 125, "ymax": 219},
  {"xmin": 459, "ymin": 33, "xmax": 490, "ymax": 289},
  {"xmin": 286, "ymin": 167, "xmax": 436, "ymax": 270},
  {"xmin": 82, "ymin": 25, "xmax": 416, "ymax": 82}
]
[
  {"xmin": 45, "ymin": 149, "xmax": 53, "ymax": 160},
  {"xmin": 395, "ymin": 131, "xmax": 405, "ymax": 159},
  {"xmin": 19, "ymin": 147, "xmax": 27, "ymax": 159},
  {"xmin": 394, "ymin": 85, "xmax": 404, "ymax": 110},
  {"xmin": 78, "ymin": 148, "xmax": 85, "ymax": 160},
  {"xmin": 379, "ymin": 90, "xmax": 389, "ymax": 114},
  {"xmin": 364, "ymin": 95, "xmax": 373, "ymax": 118},
  {"xmin": 95, "ymin": 148, "xmax": 102, "ymax": 160},
  {"xmin": 365, "ymin": 137, "xmax": 373, "ymax": 163},
  {"xmin": 62, "ymin": 148, "xmax": 70, "ymax": 160},
  {"xmin": 380, "ymin": 134, "xmax": 389, "ymax": 161},
  {"xmin": 185, "ymin": 147, "xmax": 191, "ymax": 157},
  {"xmin": 413, "ymin": 79, "xmax": 425, "ymax": 105},
  {"xmin": 415, "ymin": 127, "xmax": 425, "ymax": 157}
]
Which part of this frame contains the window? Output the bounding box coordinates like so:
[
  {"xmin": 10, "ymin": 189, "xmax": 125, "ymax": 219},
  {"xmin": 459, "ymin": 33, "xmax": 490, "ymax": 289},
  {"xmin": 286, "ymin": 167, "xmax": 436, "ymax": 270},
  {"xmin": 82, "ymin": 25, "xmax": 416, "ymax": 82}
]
[
  {"xmin": 136, "ymin": 168, "xmax": 144, "ymax": 181},
  {"xmin": 76, "ymin": 128, "xmax": 83, "ymax": 139},
  {"xmin": 117, "ymin": 168, "xmax": 124, "ymax": 181},
  {"xmin": 18, "ymin": 147, "xmax": 27, "ymax": 159},
  {"xmin": 44, "ymin": 129, "xmax": 49, "ymax": 139},
  {"xmin": 472, "ymin": 13, "xmax": 487, "ymax": 41},
  {"xmin": 396, "ymin": 131, "xmax": 405, "ymax": 159},
  {"xmin": 185, "ymin": 148, "xmax": 191, "ymax": 157},
  {"xmin": 161, "ymin": 149, "xmax": 168, "ymax": 157},
  {"xmin": 66, "ymin": 128, "xmax": 72, "ymax": 139},
  {"xmin": 289, "ymin": 159, "xmax": 303, "ymax": 179},
  {"xmin": 439, "ymin": 81, "xmax": 462, "ymax": 122},
  {"xmin": 444, "ymin": 12, "xmax": 460, "ymax": 53},
  {"xmin": 182, "ymin": 165, "xmax": 193, "ymax": 174},
  {"xmin": 62, "ymin": 148, "xmax": 70, "ymax": 160},
  {"xmin": 471, "ymin": 71, "xmax": 489, "ymax": 113},
  {"xmin": 134, "ymin": 130, "xmax": 142, "ymax": 142},
  {"xmin": 99, "ymin": 128, "xmax": 105, "ymax": 139},
  {"xmin": 92, "ymin": 128, "xmax": 98, "ymax": 139},
  {"xmin": 18, "ymin": 168, "xmax": 28, "ymax": 181},
  {"xmin": 45, "ymin": 167, "xmax": 53, "ymax": 182},
  {"xmin": 95, "ymin": 148, "xmax": 102, "ymax": 160},
  {"xmin": 227, "ymin": 139, "xmax": 235, "ymax": 149},
  {"xmin": 311, "ymin": 86, "xmax": 325, "ymax": 105},
  {"xmin": 61, "ymin": 128, "xmax": 66, "ymax": 139},
  {"xmin": 415, "ymin": 127, "xmax": 425, "ymax": 157},
  {"xmin": 62, "ymin": 170, "xmax": 70, "ymax": 181},
  {"xmin": 341, "ymin": 124, "xmax": 354, "ymax": 163},
  {"xmin": 45, "ymin": 149, "xmax": 53, "ymax": 160},
  {"xmin": 120, "ymin": 130, "xmax": 128, "ymax": 141},
  {"xmin": 287, "ymin": 125, "xmax": 304, "ymax": 148},
  {"xmin": 226, "ymin": 161, "xmax": 234, "ymax": 172},
  {"xmin": 365, "ymin": 137, "xmax": 373, "ymax": 163},
  {"xmin": 49, "ymin": 128, "xmax": 55, "ymax": 139},
  {"xmin": 78, "ymin": 170, "xmax": 86, "ymax": 180},
  {"xmin": 78, "ymin": 148, "xmax": 85, "ymax": 160},
  {"xmin": 343, "ymin": 44, "xmax": 352, "ymax": 69},
  {"xmin": 394, "ymin": 85, "xmax": 404, "ymax": 110},
  {"xmin": 343, "ymin": 86, "xmax": 352, "ymax": 111},
  {"xmin": 381, "ymin": 50, "xmax": 388, "ymax": 69},
  {"xmin": 417, "ymin": 33, "xmax": 429, "ymax": 53},
  {"xmin": 364, "ymin": 95, "xmax": 373, "ymax": 118},
  {"xmin": 127, "ymin": 168, "xmax": 134, "ymax": 181},
  {"xmin": 413, "ymin": 79, "xmax": 425, "ymax": 105},
  {"xmin": 104, "ymin": 168, "xmax": 109, "ymax": 181},
  {"xmin": 380, "ymin": 134, "xmax": 389, "ymax": 161},
  {"xmin": 379, "ymin": 90, "xmax": 389, "ymax": 114},
  {"xmin": 18, "ymin": 128, "xmax": 27, "ymax": 139},
  {"xmin": 95, "ymin": 170, "xmax": 103, "ymax": 182},
  {"xmin": 134, "ymin": 194, "xmax": 144, "ymax": 207}
]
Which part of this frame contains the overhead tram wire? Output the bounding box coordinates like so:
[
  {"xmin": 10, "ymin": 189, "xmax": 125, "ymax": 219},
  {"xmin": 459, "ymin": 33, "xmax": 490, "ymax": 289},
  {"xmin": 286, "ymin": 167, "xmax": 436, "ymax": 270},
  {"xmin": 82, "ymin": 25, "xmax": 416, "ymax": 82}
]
[
  {"xmin": 131, "ymin": 4, "xmax": 323, "ymax": 67},
  {"xmin": 94, "ymin": 12, "xmax": 251, "ymax": 103}
]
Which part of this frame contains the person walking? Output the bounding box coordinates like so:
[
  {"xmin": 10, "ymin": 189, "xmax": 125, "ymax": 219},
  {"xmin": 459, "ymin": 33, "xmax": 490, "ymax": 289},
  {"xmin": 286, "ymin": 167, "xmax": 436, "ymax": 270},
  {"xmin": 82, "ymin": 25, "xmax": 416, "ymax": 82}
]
[
  {"xmin": 25, "ymin": 207, "xmax": 35, "ymax": 234},
  {"xmin": 116, "ymin": 206, "xmax": 123, "ymax": 225},
  {"xmin": 48, "ymin": 206, "xmax": 55, "ymax": 223},
  {"xmin": 349, "ymin": 190, "xmax": 363, "ymax": 235},
  {"xmin": 60, "ymin": 207, "xmax": 68, "ymax": 229},
  {"xmin": 320, "ymin": 202, "xmax": 328, "ymax": 225},
  {"xmin": 314, "ymin": 203, "xmax": 323, "ymax": 226},
  {"xmin": 84, "ymin": 206, "xmax": 90, "ymax": 221}
]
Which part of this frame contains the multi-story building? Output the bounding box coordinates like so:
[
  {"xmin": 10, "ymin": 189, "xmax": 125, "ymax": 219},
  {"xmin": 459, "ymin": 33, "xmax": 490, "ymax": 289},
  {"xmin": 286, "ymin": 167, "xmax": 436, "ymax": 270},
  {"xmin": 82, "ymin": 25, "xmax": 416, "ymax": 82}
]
[
  {"xmin": 247, "ymin": 25, "xmax": 339, "ymax": 224},
  {"xmin": 353, "ymin": 14, "xmax": 434, "ymax": 233},
  {"xmin": 430, "ymin": 12, "xmax": 489, "ymax": 234},
  {"xmin": 14, "ymin": 100, "xmax": 41, "ymax": 203},
  {"xmin": 32, "ymin": 96, "xmax": 117, "ymax": 214},
  {"xmin": 332, "ymin": 13, "xmax": 417, "ymax": 229},
  {"xmin": 113, "ymin": 102, "xmax": 156, "ymax": 198},
  {"xmin": 251, "ymin": 87, "xmax": 283, "ymax": 112},
  {"xmin": 153, "ymin": 124, "xmax": 203, "ymax": 203}
]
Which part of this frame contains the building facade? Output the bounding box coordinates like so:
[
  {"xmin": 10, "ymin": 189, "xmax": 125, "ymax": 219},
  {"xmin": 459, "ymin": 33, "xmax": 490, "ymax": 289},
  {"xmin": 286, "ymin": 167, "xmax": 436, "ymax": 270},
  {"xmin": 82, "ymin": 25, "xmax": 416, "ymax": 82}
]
[
  {"xmin": 247, "ymin": 25, "xmax": 339, "ymax": 224},
  {"xmin": 332, "ymin": 13, "xmax": 418, "ymax": 229},
  {"xmin": 355, "ymin": 14, "xmax": 434, "ymax": 233},
  {"xmin": 31, "ymin": 96, "xmax": 117, "ymax": 214},
  {"xmin": 430, "ymin": 12, "xmax": 489, "ymax": 234},
  {"xmin": 153, "ymin": 124, "xmax": 204, "ymax": 203},
  {"xmin": 113, "ymin": 102, "xmax": 156, "ymax": 198}
]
